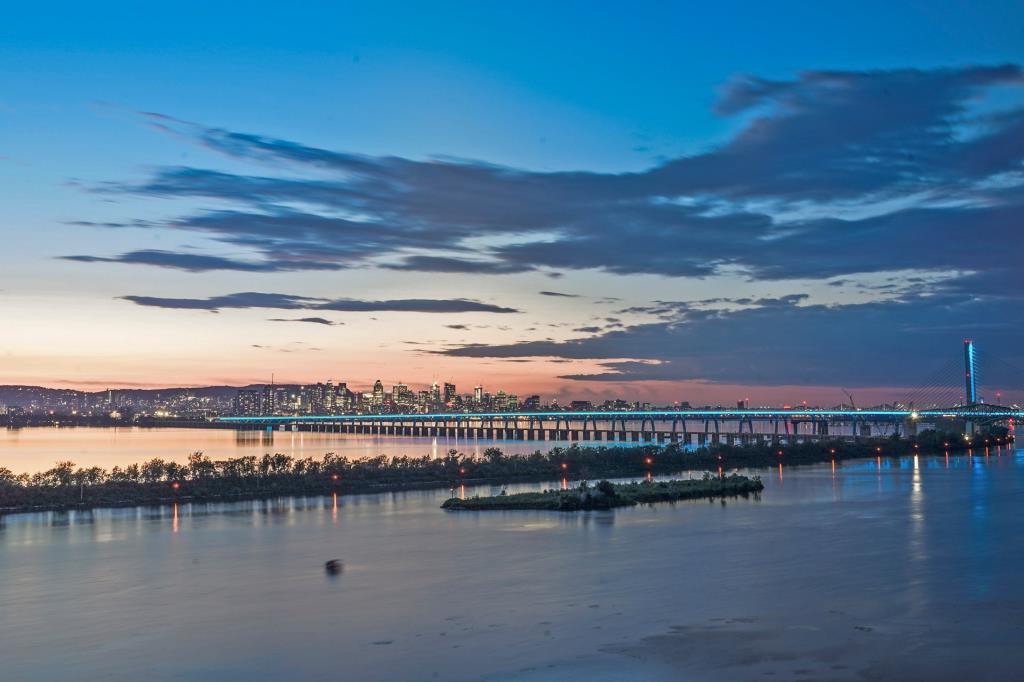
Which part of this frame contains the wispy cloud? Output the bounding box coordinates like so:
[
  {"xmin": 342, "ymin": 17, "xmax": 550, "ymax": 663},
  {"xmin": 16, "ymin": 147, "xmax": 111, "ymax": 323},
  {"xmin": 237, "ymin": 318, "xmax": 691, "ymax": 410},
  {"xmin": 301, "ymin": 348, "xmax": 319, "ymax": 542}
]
[
  {"xmin": 62, "ymin": 249, "xmax": 342, "ymax": 272},
  {"xmin": 268, "ymin": 317, "xmax": 341, "ymax": 326},
  {"xmin": 63, "ymin": 65, "xmax": 1024, "ymax": 388},
  {"xmin": 121, "ymin": 291, "xmax": 519, "ymax": 314},
  {"xmin": 438, "ymin": 289, "xmax": 1024, "ymax": 387},
  {"xmin": 75, "ymin": 65, "xmax": 1024, "ymax": 287},
  {"xmin": 380, "ymin": 256, "xmax": 533, "ymax": 274}
]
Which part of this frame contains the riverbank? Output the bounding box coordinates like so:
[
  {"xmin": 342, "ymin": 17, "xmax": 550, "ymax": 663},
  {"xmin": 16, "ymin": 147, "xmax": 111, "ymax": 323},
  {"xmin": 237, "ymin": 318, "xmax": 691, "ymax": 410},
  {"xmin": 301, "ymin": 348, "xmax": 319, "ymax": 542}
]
[
  {"xmin": 0, "ymin": 429, "xmax": 1010, "ymax": 515},
  {"xmin": 441, "ymin": 474, "xmax": 763, "ymax": 511}
]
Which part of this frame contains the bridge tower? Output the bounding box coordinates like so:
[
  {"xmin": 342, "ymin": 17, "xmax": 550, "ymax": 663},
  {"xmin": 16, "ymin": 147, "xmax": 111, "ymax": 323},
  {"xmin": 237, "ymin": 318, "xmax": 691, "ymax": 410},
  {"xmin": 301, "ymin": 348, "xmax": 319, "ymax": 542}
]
[
  {"xmin": 964, "ymin": 339, "xmax": 978, "ymax": 405},
  {"xmin": 964, "ymin": 339, "xmax": 978, "ymax": 437}
]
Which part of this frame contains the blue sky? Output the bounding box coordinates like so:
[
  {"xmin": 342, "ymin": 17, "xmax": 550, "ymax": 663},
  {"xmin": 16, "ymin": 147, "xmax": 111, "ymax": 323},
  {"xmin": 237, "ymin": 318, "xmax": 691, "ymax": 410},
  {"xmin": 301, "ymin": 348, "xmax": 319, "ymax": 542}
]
[{"xmin": 2, "ymin": 1, "xmax": 1024, "ymax": 403}]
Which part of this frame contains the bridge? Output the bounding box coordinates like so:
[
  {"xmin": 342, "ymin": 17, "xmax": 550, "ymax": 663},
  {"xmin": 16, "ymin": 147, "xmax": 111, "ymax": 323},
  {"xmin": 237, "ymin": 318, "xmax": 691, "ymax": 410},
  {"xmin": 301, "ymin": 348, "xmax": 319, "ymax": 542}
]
[{"xmin": 218, "ymin": 341, "xmax": 1023, "ymax": 446}]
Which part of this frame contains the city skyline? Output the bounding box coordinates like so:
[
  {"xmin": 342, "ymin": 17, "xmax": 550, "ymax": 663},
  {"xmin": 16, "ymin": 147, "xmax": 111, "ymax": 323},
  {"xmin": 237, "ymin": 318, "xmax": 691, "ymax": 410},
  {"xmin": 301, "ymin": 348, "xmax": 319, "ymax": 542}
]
[{"xmin": 3, "ymin": 2, "xmax": 1024, "ymax": 404}]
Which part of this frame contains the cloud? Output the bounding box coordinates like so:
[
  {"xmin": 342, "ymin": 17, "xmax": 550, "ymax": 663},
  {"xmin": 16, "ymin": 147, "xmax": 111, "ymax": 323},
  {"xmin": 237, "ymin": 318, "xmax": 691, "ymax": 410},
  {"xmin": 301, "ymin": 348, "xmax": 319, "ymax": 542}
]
[
  {"xmin": 121, "ymin": 291, "xmax": 519, "ymax": 313},
  {"xmin": 65, "ymin": 66, "xmax": 1024, "ymax": 388},
  {"xmin": 62, "ymin": 249, "xmax": 342, "ymax": 272},
  {"xmin": 438, "ymin": 288, "xmax": 1024, "ymax": 388},
  {"xmin": 78, "ymin": 65, "xmax": 1024, "ymax": 287},
  {"xmin": 251, "ymin": 342, "xmax": 323, "ymax": 353},
  {"xmin": 122, "ymin": 292, "xmax": 315, "ymax": 310},
  {"xmin": 539, "ymin": 290, "xmax": 580, "ymax": 298},
  {"xmin": 268, "ymin": 317, "xmax": 340, "ymax": 326},
  {"xmin": 445, "ymin": 324, "xmax": 470, "ymax": 330},
  {"xmin": 315, "ymin": 299, "xmax": 518, "ymax": 313},
  {"xmin": 380, "ymin": 256, "xmax": 534, "ymax": 274}
]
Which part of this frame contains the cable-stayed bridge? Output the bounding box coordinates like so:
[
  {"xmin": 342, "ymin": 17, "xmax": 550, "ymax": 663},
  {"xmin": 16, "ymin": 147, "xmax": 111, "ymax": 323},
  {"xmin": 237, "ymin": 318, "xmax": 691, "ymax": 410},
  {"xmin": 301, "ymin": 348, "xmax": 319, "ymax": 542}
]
[{"xmin": 218, "ymin": 341, "xmax": 1023, "ymax": 446}]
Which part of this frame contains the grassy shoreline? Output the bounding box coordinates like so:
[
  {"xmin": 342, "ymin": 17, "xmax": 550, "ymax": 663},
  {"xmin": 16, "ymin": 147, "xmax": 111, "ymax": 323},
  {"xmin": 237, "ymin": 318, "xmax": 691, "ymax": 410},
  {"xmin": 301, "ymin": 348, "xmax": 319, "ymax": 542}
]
[{"xmin": 0, "ymin": 429, "xmax": 1012, "ymax": 515}]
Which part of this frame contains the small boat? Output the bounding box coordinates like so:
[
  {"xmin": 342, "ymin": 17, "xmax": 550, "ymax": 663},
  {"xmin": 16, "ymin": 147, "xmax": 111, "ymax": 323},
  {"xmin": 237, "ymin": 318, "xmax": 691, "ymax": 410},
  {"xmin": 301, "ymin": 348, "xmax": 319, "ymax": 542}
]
[{"xmin": 325, "ymin": 559, "xmax": 344, "ymax": 575}]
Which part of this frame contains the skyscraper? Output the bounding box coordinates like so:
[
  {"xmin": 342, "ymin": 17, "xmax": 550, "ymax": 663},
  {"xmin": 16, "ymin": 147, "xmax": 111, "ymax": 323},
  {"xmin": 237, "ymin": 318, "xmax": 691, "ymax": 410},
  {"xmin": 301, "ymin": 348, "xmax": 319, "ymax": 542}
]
[
  {"xmin": 234, "ymin": 389, "xmax": 262, "ymax": 416},
  {"xmin": 261, "ymin": 384, "xmax": 276, "ymax": 415}
]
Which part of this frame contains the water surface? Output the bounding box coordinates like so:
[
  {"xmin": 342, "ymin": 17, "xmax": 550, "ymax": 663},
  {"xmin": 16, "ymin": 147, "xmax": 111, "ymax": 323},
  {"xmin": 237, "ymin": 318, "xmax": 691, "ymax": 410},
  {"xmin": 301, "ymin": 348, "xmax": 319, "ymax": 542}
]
[
  {"xmin": 0, "ymin": 426, "xmax": 587, "ymax": 474},
  {"xmin": 3, "ymin": 446, "xmax": 1024, "ymax": 680}
]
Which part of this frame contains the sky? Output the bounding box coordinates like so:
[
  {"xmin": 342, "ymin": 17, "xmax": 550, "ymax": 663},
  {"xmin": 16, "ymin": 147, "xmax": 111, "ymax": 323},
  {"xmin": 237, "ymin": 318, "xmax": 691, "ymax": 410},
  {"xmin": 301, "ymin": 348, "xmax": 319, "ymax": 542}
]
[{"xmin": 2, "ymin": 1, "xmax": 1024, "ymax": 405}]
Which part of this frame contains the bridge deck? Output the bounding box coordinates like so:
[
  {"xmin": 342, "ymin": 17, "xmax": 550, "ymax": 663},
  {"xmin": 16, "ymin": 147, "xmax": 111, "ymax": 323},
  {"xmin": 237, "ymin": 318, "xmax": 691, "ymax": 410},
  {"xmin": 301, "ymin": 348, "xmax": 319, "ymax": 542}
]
[{"xmin": 219, "ymin": 408, "xmax": 1023, "ymax": 423}]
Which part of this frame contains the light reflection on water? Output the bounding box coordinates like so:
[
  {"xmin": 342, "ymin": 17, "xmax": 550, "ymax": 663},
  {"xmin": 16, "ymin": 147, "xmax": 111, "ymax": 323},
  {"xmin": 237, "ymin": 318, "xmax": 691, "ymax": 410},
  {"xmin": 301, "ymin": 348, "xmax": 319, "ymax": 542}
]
[
  {"xmin": 0, "ymin": 426, "xmax": 656, "ymax": 474},
  {"xmin": 2, "ymin": 449, "xmax": 1024, "ymax": 681}
]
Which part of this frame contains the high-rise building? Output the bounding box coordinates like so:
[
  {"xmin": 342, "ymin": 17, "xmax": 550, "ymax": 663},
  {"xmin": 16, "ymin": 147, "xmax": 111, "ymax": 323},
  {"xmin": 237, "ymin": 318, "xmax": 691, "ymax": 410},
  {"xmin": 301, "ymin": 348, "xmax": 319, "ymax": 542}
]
[
  {"xmin": 392, "ymin": 382, "xmax": 410, "ymax": 407},
  {"xmin": 473, "ymin": 385, "xmax": 483, "ymax": 407},
  {"xmin": 443, "ymin": 382, "xmax": 456, "ymax": 405},
  {"xmin": 430, "ymin": 381, "xmax": 441, "ymax": 405},
  {"xmin": 234, "ymin": 389, "xmax": 262, "ymax": 416},
  {"xmin": 372, "ymin": 380, "xmax": 385, "ymax": 408},
  {"xmin": 324, "ymin": 380, "xmax": 335, "ymax": 413},
  {"xmin": 261, "ymin": 385, "xmax": 276, "ymax": 415},
  {"xmin": 335, "ymin": 383, "xmax": 350, "ymax": 412}
]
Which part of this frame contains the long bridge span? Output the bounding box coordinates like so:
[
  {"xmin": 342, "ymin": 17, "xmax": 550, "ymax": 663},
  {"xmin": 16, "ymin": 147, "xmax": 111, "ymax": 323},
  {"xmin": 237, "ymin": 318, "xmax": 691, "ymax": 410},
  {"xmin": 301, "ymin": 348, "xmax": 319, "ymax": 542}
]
[
  {"xmin": 218, "ymin": 405, "xmax": 1020, "ymax": 447},
  {"xmin": 218, "ymin": 342, "xmax": 1021, "ymax": 446}
]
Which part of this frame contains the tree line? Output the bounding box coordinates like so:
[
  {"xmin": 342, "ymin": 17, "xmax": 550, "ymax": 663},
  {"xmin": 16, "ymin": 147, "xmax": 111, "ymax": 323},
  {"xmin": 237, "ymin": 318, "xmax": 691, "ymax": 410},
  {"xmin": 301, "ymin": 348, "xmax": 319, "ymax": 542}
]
[{"xmin": 0, "ymin": 428, "xmax": 1010, "ymax": 513}]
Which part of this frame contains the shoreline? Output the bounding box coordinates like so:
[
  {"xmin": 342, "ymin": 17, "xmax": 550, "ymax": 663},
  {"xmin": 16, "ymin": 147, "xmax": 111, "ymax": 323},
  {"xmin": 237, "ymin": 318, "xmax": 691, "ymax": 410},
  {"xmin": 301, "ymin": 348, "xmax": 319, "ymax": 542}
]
[{"xmin": 0, "ymin": 432, "xmax": 1012, "ymax": 517}]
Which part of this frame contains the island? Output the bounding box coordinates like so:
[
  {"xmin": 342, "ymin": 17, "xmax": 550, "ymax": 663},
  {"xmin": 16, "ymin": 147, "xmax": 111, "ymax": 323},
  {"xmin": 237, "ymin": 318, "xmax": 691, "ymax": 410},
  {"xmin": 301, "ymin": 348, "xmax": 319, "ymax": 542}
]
[{"xmin": 441, "ymin": 474, "xmax": 763, "ymax": 511}]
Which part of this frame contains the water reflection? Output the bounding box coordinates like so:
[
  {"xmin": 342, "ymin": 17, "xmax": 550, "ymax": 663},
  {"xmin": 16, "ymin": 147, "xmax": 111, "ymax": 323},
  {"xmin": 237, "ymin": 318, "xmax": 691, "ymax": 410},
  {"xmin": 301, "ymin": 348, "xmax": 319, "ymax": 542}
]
[
  {"xmin": 2, "ymin": 449, "xmax": 1024, "ymax": 681},
  {"xmin": 0, "ymin": 426, "xmax": 609, "ymax": 475}
]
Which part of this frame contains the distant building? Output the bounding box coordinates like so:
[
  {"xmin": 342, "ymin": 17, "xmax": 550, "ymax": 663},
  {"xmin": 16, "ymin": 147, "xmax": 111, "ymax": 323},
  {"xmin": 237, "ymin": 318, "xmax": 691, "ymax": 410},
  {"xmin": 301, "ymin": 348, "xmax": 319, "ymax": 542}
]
[
  {"xmin": 569, "ymin": 400, "xmax": 593, "ymax": 411},
  {"xmin": 443, "ymin": 382, "xmax": 457, "ymax": 405},
  {"xmin": 261, "ymin": 385, "xmax": 277, "ymax": 415},
  {"xmin": 235, "ymin": 389, "xmax": 262, "ymax": 416},
  {"xmin": 522, "ymin": 395, "xmax": 541, "ymax": 411},
  {"xmin": 336, "ymin": 383, "xmax": 351, "ymax": 412},
  {"xmin": 392, "ymin": 382, "xmax": 408, "ymax": 406}
]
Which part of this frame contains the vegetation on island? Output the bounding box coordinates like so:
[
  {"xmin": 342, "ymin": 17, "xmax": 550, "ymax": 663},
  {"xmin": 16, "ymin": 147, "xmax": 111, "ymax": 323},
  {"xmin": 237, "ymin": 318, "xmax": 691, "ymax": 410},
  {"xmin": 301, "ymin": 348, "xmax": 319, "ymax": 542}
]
[
  {"xmin": 0, "ymin": 427, "xmax": 1011, "ymax": 514},
  {"xmin": 441, "ymin": 474, "xmax": 764, "ymax": 511}
]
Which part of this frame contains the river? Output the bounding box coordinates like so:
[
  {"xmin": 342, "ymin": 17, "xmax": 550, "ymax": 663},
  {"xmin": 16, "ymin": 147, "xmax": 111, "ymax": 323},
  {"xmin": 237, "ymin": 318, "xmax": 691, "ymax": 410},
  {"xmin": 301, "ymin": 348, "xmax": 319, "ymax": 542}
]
[
  {"xmin": 2, "ymin": 439, "xmax": 1024, "ymax": 680},
  {"xmin": 0, "ymin": 426, "xmax": 591, "ymax": 474}
]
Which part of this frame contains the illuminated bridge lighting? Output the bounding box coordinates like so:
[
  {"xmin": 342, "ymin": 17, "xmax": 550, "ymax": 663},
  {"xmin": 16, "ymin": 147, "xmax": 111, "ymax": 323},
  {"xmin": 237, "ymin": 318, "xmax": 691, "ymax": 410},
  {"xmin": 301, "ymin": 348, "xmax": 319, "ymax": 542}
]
[{"xmin": 217, "ymin": 408, "xmax": 1024, "ymax": 423}]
